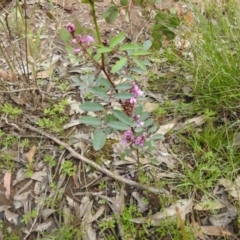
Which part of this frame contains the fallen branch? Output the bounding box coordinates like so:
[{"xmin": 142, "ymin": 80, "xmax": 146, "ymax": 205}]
[{"xmin": 25, "ymin": 124, "xmax": 169, "ymax": 195}]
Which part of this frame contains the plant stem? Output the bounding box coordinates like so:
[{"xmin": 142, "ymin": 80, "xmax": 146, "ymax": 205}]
[{"xmin": 89, "ymin": 1, "xmax": 107, "ymax": 80}]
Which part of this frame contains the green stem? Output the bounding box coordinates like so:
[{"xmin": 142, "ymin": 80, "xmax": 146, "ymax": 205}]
[
  {"xmin": 89, "ymin": 1, "xmax": 106, "ymax": 72},
  {"xmin": 89, "ymin": 1, "xmax": 101, "ymax": 44}
]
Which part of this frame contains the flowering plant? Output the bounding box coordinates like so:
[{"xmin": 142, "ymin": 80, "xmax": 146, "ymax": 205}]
[{"xmin": 59, "ymin": 1, "xmax": 163, "ymax": 156}]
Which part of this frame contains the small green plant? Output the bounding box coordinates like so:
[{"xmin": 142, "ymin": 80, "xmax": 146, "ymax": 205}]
[
  {"xmin": 25, "ymin": 163, "xmax": 34, "ymax": 177},
  {"xmin": 44, "ymin": 154, "xmax": 57, "ymax": 167},
  {"xmin": 21, "ymin": 210, "xmax": 38, "ymax": 225},
  {"xmin": 21, "ymin": 139, "xmax": 29, "ymax": 148},
  {"xmin": 43, "ymin": 182, "xmax": 63, "ymax": 209},
  {"xmin": 62, "ymin": 160, "xmax": 77, "ymax": 176},
  {"xmin": 36, "ymin": 98, "xmax": 68, "ymax": 132},
  {"xmin": 0, "ymin": 103, "xmax": 22, "ymax": 118}
]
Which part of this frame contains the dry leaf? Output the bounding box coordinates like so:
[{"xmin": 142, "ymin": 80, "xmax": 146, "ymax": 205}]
[
  {"xmin": 184, "ymin": 115, "xmax": 205, "ymax": 126},
  {"xmin": 33, "ymin": 221, "xmax": 53, "ymax": 232},
  {"xmin": 153, "ymin": 122, "xmax": 176, "ymax": 136},
  {"xmin": 190, "ymin": 218, "xmax": 206, "ymax": 240},
  {"xmin": 4, "ymin": 171, "xmax": 11, "ymax": 199},
  {"xmin": 209, "ymin": 212, "xmax": 236, "ymax": 228},
  {"xmin": 26, "ymin": 145, "xmax": 37, "ymax": 164},
  {"xmin": 182, "ymin": 11, "xmax": 195, "ymax": 27},
  {"xmin": 4, "ymin": 209, "xmax": 19, "ymax": 225},
  {"xmin": 36, "ymin": 71, "xmax": 50, "ymax": 79},
  {"xmin": 194, "ymin": 200, "xmax": 225, "ymax": 211},
  {"xmin": 219, "ymin": 176, "xmax": 240, "ymax": 199},
  {"xmin": 0, "ymin": 68, "xmax": 9, "ymax": 80},
  {"xmin": 131, "ymin": 199, "xmax": 192, "ymax": 226},
  {"xmin": 143, "ymin": 102, "xmax": 159, "ymax": 112},
  {"xmin": 201, "ymin": 226, "xmax": 233, "ymax": 237}
]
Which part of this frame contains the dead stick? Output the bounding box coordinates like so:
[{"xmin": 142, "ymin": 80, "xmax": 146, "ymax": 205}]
[{"xmin": 25, "ymin": 124, "xmax": 168, "ymax": 195}]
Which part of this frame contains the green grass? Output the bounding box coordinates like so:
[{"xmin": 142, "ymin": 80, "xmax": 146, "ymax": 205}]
[{"xmin": 185, "ymin": 0, "xmax": 240, "ymax": 113}]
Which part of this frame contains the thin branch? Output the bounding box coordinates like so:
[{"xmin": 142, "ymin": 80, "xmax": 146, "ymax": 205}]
[
  {"xmin": 0, "ymin": 88, "xmax": 38, "ymax": 93},
  {"xmin": 25, "ymin": 124, "xmax": 169, "ymax": 195}
]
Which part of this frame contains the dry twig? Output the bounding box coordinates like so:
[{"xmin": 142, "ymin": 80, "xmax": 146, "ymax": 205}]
[{"xmin": 25, "ymin": 124, "xmax": 169, "ymax": 195}]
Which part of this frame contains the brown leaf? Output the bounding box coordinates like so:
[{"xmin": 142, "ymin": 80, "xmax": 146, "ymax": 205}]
[
  {"xmin": 201, "ymin": 226, "xmax": 233, "ymax": 237},
  {"xmin": 26, "ymin": 146, "xmax": 37, "ymax": 164},
  {"xmin": 4, "ymin": 171, "xmax": 11, "ymax": 199},
  {"xmin": 190, "ymin": 219, "xmax": 206, "ymax": 240},
  {"xmin": 36, "ymin": 71, "xmax": 50, "ymax": 79},
  {"xmin": 0, "ymin": 68, "xmax": 9, "ymax": 80}
]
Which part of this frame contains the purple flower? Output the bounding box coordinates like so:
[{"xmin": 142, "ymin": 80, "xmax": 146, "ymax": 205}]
[
  {"xmin": 66, "ymin": 23, "xmax": 75, "ymax": 34},
  {"xmin": 74, "ymin": 48, "xmax": 81, "ymax": 53},
  {"xmin": 134, "ymin": 135, "xmax": 146, "ymax": 146},
  {"xmin": 124, "ymin": 130, "xmax": 133, "ymax": 136},
  {"xmin": 122, "ymin": 130, "xmax": 134, "ymax": 144},
  {"xmin": 137, "ymin": 121, "xmax": 144, "ymax": 127},
  {"xmin": 132, "ymin": 114, "xmax": 144, "ymax": 127},
  {"xmin": 131, "ymin": 82, "xmax": 144, "ymax": 98},
  {"xmin": 130, "ymin": 97, "xmax": 136, "ymax": 104},
  {"xmin": 79, "ymin": 35, "xmax": 94, "ymax": 46}
]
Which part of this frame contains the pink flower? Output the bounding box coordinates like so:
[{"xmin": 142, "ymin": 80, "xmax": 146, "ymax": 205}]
[
  {"xmin": 131, "ymin": 82, "xmax": 144, "ymax": 98},
  {"xmin": 124, "ymin": 130, "xmax": 133, "ymax": 136},
  {"xmin": 132, "ymin": 114, "xmax": 144, "ymax": 127},
  {"xmin": 137, "ymin": 121, "xmax": 144, "ymax": 127},
  {"xmin": 134, "ymin": 135, "xmax": 146, "ymax": 146},
  {"xmin": 79, "ymin": 35, "xmax": 94, "ymax": 46},
  {"xmin": 130, "ymin": 97, "xmax": 136, "ymax": 104},
  {"xmin": 66, "ymin": 23, "xmax": 75, "ymax": 34},
  {"xmin": 74, "ymin": 48, "xmax": 81, "ymax": 53},
  {"xmin": 122, "ymin": 130, "xmax": 146, "ymax": 147}
]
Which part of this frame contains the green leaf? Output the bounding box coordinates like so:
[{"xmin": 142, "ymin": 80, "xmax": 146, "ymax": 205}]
[
  {"xmin": 144, "ymin": 118, "xmax": 154, "ymax": 127},
  {"xmin": 130, "ymin": 67, "xmax": 145, "ymax": 74},
  {"xmin": 143, "ymin": 40, "xmax": 152, "ymax": 50},
  {"xmin": 148, "ymin": 126, "xmax": 158, "ymax": 133},
  {"xmin": 107, "ymin": 121, "xmax": 130, "ymax": 130},
  {"xmin": 103, "ymin": 6, "xmax": 119, "ymax": 24},
  {"xmin": 135, "ymin": 127, "xmax": 143, "ymax": 133},
  {"xmin": 105, "ymin": 127, "xmax": 112, "ymax": 135},
  {"xmin": 96, "ymin": 77, "xmax": 111, "ymax": 91},
  {"xmin": 135, "ymin": 106, "xmax": 143, "ymax": 115},
  {"xmin": 119, "ymin": 43, "xmax": 141, "ymax": 51},
  {"xmin": 79, "ymin": 102, "xmax": 104, "ymax": 111},
  {"xmin": 120, "ymin": 0, "xmax": 128, "ymax": 6},
  {"xmin": 93, "ymin": 130, "xmax": 107, "ymax": 151},
  {"xmin": 140, "ymin": 112, "xmax": 149, "ymax": 121},
  {"xmin": 73, "ymin": 20, "xmax": 84, "ymax": 35},
  {"xmin": 89, "ymin": 87, "xmax": 108, "ymax": 98},
  {"xmin": 98, "ymin": 47, "xmax": 113, "ymax": 53},
  {"xmin": 114, "ymin": 92, "xmax": 134, "ymax": 100},
  {"xmin": 130, "ymin": 50, "xmax": 152, "ymax": 56},
  {"xmin": 115, "ymin": 82, "xmax": 133, "ymax": 90},
  {"xmin": 132, "ymin": 57, "xmax": 147, "ymax": 71},
  {"xmin": 80, "ymin": 116, "xmax": 102, "ymax": 126},
  {"xmin": 111, "ymin": 57, "xmax": 128, "ymax": 73},
  {"xmin": 124, "ymin": 75, "xmax": 134, "ymax": 81},
  {"xmin": 105, "ymin": 114, "xmax": 116, "ymax": 123},
  {"xmin": 151, "ymin": 134, "xmax": 164, "ymax": 140},
  {"xmin": 109, "ymin": 32, "xmax": 125, "ymax": 48},
  {"xmin": 59, "ymin": 28, "xmax": 71, "ymax": 42},
  {"xmin": 112, "ymin": 110, "xmax": 134, "ymax": 126}
]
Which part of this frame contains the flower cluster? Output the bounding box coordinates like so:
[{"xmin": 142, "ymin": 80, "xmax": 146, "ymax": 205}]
[
  {"xmin": 132, "ymin": 114, "xmax": 144, "ymax": 127},
  {"xmin": 66, "ymin": 23, "xmax": 94, "ymax": 53},
  {"xmin": 122, "ymin": 130, "xmax": 146, "ymax": 146},
  {"xmin": 130, "ymin": 82, "xmax": 144, "ymax": 104},
  {"xmin": 122, "ymin": 83, "xmax": 146, "ymax": 146}
]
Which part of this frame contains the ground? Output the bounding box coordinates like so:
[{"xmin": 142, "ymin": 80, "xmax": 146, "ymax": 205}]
[{"xmin": 0, "ymin": 0, "xmax": 240, "ymax": 239}]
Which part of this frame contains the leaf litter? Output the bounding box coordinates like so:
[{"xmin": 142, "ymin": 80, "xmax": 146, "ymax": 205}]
[{"xmin": 0, "ymin": 0, "xmax": 239, "ymax": 239}]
